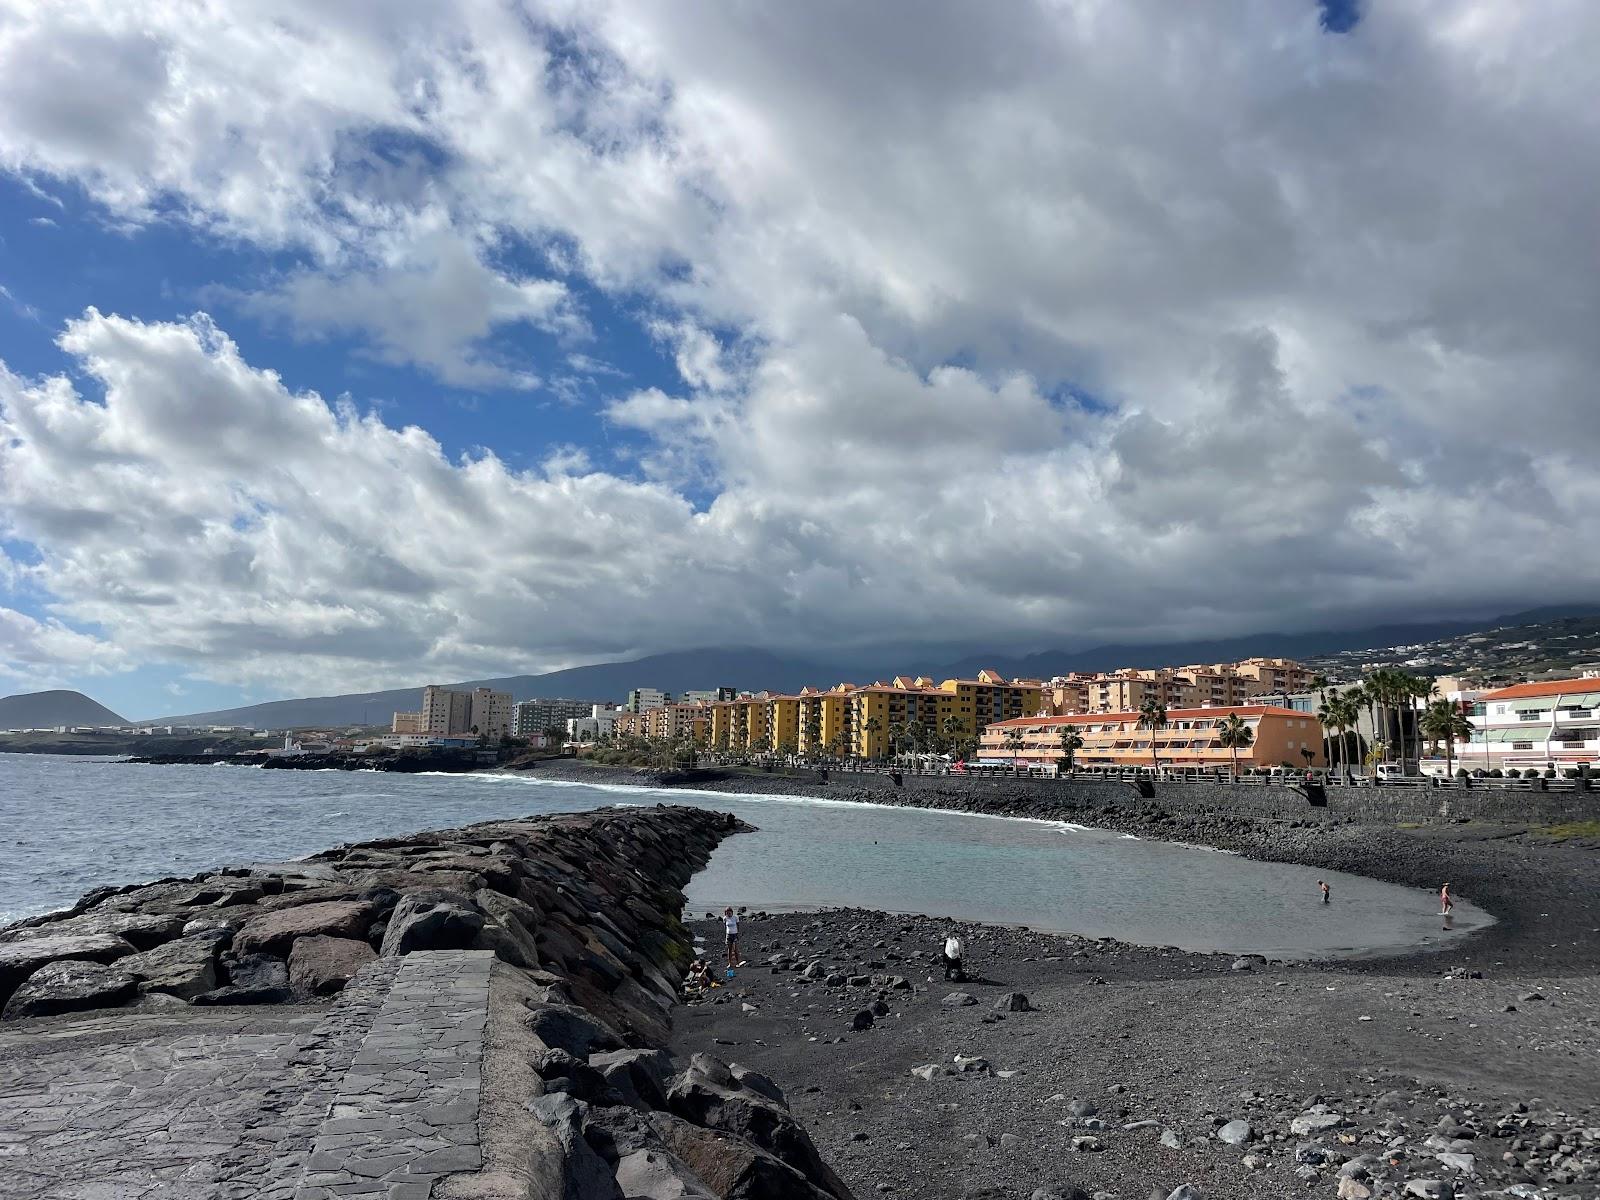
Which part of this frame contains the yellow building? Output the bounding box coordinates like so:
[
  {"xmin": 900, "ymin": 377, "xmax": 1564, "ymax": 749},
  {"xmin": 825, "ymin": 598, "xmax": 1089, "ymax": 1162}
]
[
  {"xmin": 796, "ymin": 687, "xmax": 853, "ymax": 755},
  {"xmin": 765, "ymin": 696, "xmax": 801, "ymax": 754}
]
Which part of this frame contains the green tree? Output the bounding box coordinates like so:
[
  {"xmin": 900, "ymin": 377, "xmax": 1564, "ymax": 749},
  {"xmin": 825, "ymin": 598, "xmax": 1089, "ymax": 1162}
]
[
  {"xmin": 803, "ymin": 715, "xmax": 822, "ymax": 758},
  {"xmin": 1419, "ymin": 698, "xmax": 1473, "ymax": 775},
  {"xmin": 1057, "ymin": 725, "xmax": 1084, "ymax": 773},
  {"xmin": 940, "ymin": 715, "xmax": 967, "ymax": 753},
  {"xmin": 1217, "ymin": 712, "xmax": 1254, "ymax": 779},
  {"xmin": 542, "ymin": 725, "xmax": 567, "ymax": 750},
  {"xmin": 1137, "ymin": 696, "xmax": 1168, "ymax": 771},
  {"xmin": 863, "ymin": 716, "xmax": 883, "ymax": 760},
  {"xmin": 887, "ymin": 721, "xmax": 905, "ymax": 758},
  {"xmin": 1003, "ymin": 727, "xmax": 1025, "ymax": 769}
]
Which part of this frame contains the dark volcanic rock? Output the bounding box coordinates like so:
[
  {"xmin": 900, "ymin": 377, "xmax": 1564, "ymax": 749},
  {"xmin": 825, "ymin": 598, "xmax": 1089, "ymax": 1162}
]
[
  {"xmin": 667, "ymin": 1054, "xmax": 853, "ymax": 1200},
  {"xmin": 2, "ymin": 959, "xmax": 139, "ymax": 1019},
  {"xmin": 232, "ymin": 899, "xmax": 378, "ymax": 957},
  {"xmin": 120, "ymin": 929, "xmax": 228, "ymax": 1000},
  {"xmin": 528, "ymin": 1002, "xmax": 625, "ymax": 1058},
  {"xmin": 0, "ymin": 910, "xmax": 184, "ymax": 951},
  {"xmin": 194, "ymin": 953, "xmax": 290, "ymax": 1005},
  {"xmin": 0, "ymin": 933, "xmax": 137, "ymax": 1009},
  {"xmin": 287, "ymin": 934, "xmax": 375, "ymax": 996},
  {"xmin": 527, "ymin": 1093, "xmax": 626, "ymax": 1200},
  {"xmin": 379, "ymin": 890, "xmax": 485, "ymax": 956}
]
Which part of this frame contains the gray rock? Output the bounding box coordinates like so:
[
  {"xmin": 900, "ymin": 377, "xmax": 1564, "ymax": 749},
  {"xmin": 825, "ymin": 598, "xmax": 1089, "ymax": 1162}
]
[
  {"xmin": 527, "ymin": 1093, "xmax": 625, "ymax": 1200},
  {"xmin": 1165, "ymin": 1187, "xmax": 1203, "ymax": 1200},
  {"xmin": 1290, "ymin": 1109, "xmax": 1346, "ymax": 1136},
  {"xmin": 379, "ymin": 890, "xmax": 485, "ymax": 956},
  {"xmin": 1032, "ymin": 1187, "xmax": 1090, "ymax": 1200},
  {"xmin": 232, "ymin": 899, "xmax": 377, "ymax": 957},
  {"xmin": 193, "ymin": 953, "xmax": 290, "ymax": 1005},
  {"xmin": 1160, "ymin": 1129, "xmax": 1183, "ymax": 1150},
  {"xmin": 995, "ymin": 991, "xmax": 1032, "ymax": 1012},
  {"xmin": 527, "ymin": 1002, "xmax": 624, "ymax": 1058},
  {"xmin": 1066, "ymin": 1099, "xmax": 1098, "ymax": 1118},
  {"xmin": 287, "ymin": 934, "xmax": 375, "ymax": 996},
  {"xmin": 942, "ymin": 991, "xmax": 977, "ymax": 1006},
  {"xmin": 911, "ymin": 1064, "xmax": 945, "ymax": 1082},
  {"xmin": 730, "ymin": 1063, "xmax": 786, "ymax": 1107},
  {"xmin": 667, "ymin": 1057, "xmax": 850, "ymax": 1199},
  {"xmin": 1435, "ymin": 1151, "xmax": 1474, "ymax": 1173},
  {"xmin": 1402, "ymin": 1182, "xmax": 1449, "ymax": 1199},
  {"xmin": 656, "ymin": 1110, "xmax": 839, "ymax": 1200},
  {"xmin": 850, "ymin": 1009, "xmax": 874, "ymax": 1031},
  {"xmin": 0, "ymin": 933, "xmax": 136, "ymax": 1007},
  {"xmin": 615, "ymin": 1147, "xmax": 717, "ymax": 1200},
  {"xmin": 5, "ymin": 910, "xmax": 184, "ymax": 951},
  {"xmin": 1070, "ymin": 1135, "xmax": 1103, "ymax": 1152},
  {"xmin": 1, "ymin": 959, "xmax": 139, "ymax": 1019},
  {"xmin": 120, "ymin": 929, "xmax": 228, "ymax": 1000},
  {"xmin": 1337, "ymin": 1178, "xmax": 1372, "ymax": 1199},
  {"xmin": 1217, "ymin": 1119, "xmax": 1253, "ymax": 1145},
  {"xmin": 590, "ymin": 1047, "xmax": 677, "ymax": 1110}
]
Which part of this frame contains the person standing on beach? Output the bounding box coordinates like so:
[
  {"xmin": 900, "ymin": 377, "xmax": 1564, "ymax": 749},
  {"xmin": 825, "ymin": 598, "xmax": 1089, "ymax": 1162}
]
[
  {"xmin": 942, "ymin": 930, "xmax": 966, "ymax": 982},
  {"xmin": 1439, "ymin": 882, "xmax": 1453, "ymax": 916},
  {"xmin": 1318, "ymin": 880, "xmax": 1330, "ymax": 904},
  {"xmin": 723, "ymin": 906, "xmax": 740, "ymax": 969}
]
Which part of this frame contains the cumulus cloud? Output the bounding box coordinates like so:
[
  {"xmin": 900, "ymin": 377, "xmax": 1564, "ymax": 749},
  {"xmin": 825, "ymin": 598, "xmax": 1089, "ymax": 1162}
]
[{"xmin": 1, "ymin": 1, "xmax": 1598, "ymax": 691}]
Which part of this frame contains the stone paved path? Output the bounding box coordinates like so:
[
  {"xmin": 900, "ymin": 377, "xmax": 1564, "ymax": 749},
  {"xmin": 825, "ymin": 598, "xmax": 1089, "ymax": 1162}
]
[{"xmin": 0, "ymin": 952, "xmax": 492, "ymax": 1200}]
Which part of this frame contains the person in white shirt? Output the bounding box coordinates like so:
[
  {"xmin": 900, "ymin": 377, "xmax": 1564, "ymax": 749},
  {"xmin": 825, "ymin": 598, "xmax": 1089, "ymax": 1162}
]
[
  {"xmin": 723, "ymin": 906, "xmax": 740, "ymax": 969},
  {"xmin": 942, "ymin": 931, "xmax": 966, "ymax": 982}
]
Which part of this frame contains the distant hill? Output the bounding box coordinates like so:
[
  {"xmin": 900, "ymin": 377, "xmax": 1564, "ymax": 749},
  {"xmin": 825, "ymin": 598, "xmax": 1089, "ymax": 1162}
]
[
  {"xmin": 143, "ymin": 647, "xmax": 842, "ymax": 729},
  {"xmin": 139, "ymin": 603, "xmax": 1600, "ymax": 731},
  {"xmin": 0, "ymin": 690, "xmax": 127, "ymax": 729}
]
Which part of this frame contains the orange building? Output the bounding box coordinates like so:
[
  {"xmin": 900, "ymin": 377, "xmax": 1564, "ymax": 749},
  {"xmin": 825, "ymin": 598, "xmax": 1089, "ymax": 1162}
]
[{"xmin": 978, "ymin": 705, "xmax": 1325, "ymax": 770}]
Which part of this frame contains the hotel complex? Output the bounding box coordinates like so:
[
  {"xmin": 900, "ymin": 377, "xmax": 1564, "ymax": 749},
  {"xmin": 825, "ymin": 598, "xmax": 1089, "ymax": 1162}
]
[
  {"xmin": 391, "ymin": 685, "xmax": 514, "ymax": 737},
  {"xmin": 1466, "ymin": 678, "xmax": 1600, "ymax": 771},
  {"xmin": 976, "ymin": 705, "xmax": 1325, "ymax": 771}
]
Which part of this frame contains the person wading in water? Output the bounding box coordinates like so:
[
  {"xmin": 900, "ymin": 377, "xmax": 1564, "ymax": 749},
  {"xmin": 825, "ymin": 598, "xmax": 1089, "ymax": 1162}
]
[{"xmin": 1318, "ymin": 880, "xmax": 1331, "ymax": 904}]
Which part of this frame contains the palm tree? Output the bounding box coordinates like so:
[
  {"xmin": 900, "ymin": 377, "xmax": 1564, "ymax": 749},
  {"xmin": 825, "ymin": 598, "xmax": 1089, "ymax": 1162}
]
[
  {"xmin": 1057, "ymin": 725, "xmax": 1084, "ymax": 773},
  {"xmin": 887, "ymin": 721, "xmax": 905, "ymax": 759},
  {"xmin": 941, "ymin": 715, "xmax": 966, "ymax": 754},
  {"xmin": 803, "ymin": 715, "xmax": 822, "ymax": 758},
  {"xmin": 1409, "ymin": 675, "xmax": 1438, "ymax": 768},
  {"xmin": 1003, "ymin": 727, "xmax": 1025, "ymax": 770},
  {"xmin": 1217, "ymin": 712, "xmax": 1254, "ymax": 779},
  {"xmin": 1316, "ymin": 693, "xmax": 1340, "ymax": 770},
  {"xmin": 1137, "ymin": 696, "xmax": 1167, "ymax": 772},
  {"xmin": 863, "ymin": 716, "xmax": 883, "ymax": 760},
  {"xmin": 1420, "ymin": 698, "xmax": 1473, "ymax": 774}
]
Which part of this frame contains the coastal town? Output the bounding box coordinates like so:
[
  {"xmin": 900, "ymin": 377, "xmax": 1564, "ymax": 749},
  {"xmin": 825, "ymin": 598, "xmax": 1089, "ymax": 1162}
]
[{"xmin": 365, "ymin": 656, "xmax": 1600, "ymax": 781}]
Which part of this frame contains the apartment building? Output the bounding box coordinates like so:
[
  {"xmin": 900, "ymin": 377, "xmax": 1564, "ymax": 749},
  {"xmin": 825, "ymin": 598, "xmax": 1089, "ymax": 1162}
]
[
  {"xmin": 624, "ymin": 688, "xmax": 670, "ymax": 713},
  {"xmin": 514, "ymin": 697, "xmax": 600, "ymax": 738},
  {"xmin": 1042, "ymin": 658, "xmax": 1313, "ymax": 715},
  {"xmin": 700, "ymin": 671, "xmax": 1043, "ymax": 759},
  {"xmin": 392, "ymin": 685, "xmax": 513, "ymax": 737},
  {"xmin": 977, "ymin": 705, "xmax": 1325, "ymax": 770},
  {"xmin": 1467, "ymin": 678, "xmax": 1600, "ymax": 770}
]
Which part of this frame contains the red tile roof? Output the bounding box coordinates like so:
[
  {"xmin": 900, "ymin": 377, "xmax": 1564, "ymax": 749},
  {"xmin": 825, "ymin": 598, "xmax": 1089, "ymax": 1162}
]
[{"xmin": 1479, "ymin": 678, "xmax": 1598, "ymax": 701}]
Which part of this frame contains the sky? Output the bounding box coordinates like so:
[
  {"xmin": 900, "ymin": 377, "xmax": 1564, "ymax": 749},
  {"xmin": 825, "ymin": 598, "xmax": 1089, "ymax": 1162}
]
[{"xmin": 1, "ymin": 1, "xmax": 1598, "ymax": 719}]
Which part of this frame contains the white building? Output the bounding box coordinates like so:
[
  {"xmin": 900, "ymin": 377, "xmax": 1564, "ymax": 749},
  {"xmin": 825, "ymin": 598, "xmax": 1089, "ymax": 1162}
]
[
  {"xmin": 625, "ymin": 688, "xmax": 669, "ymax": 713},
  {"xmin": 1467, "ymin": 678, "xmax": 1600, "ymax": 771},
  {"xmin": 566, "ymin": 706, "xmax": 622, "ymax": 742}
]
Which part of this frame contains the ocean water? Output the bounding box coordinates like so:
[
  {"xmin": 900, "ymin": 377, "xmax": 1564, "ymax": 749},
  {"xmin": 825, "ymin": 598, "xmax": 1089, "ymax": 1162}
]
[{"xmin": 0, "ymin": 755, "xmax": 1490, "ymax": 958}]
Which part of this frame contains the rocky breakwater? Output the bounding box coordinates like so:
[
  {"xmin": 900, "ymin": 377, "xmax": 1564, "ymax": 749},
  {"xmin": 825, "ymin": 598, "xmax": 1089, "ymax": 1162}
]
[{"xmin": 0, "ymin": 804, "xmax": 857, "ymax": 1200}]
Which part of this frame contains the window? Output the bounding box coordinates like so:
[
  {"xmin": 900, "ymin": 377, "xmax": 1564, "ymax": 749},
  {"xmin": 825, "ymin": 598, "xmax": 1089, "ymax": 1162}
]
[{"xmin": 1512, "ymin": 740, "xmax": 1534, "ymax": 750}]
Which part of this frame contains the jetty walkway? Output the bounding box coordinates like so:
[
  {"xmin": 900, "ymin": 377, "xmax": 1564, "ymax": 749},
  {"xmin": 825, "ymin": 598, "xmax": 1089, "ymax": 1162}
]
[{"xmin": 0, "ymin": 950, "xmax": 492, "ymax": 1200}]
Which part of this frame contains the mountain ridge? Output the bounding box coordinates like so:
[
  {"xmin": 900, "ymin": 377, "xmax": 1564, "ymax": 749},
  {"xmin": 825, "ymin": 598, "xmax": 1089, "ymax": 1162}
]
[{"xmin": 0, "ymin": 690, "xmax": 128, "ymax": 729}]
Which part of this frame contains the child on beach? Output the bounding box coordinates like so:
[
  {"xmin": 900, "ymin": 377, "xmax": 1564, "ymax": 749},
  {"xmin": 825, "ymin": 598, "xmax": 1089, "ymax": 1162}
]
[
  {"xmin": 1439, "ymin": 882, "xmax": 1453, "ymax": 916},
  {"xmin": 1318, "ymin": 880, "xmax": 1330, "ymax": 904},
  {"xmin": 942, "ymin": 930, "xmax": 967, "ymax": 982}
]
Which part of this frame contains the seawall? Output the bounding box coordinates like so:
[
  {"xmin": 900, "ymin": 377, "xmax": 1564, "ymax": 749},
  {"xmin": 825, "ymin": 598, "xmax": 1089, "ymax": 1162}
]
[{"xmin": 0, "ymin": 805, "xmax": 855, "ymax": 1199}]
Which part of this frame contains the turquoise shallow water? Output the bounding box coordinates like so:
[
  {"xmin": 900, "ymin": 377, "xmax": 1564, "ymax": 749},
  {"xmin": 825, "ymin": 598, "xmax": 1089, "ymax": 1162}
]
[{"xmin": 0, "ymin": 756, "xmax": 1490, "ymax": 958}]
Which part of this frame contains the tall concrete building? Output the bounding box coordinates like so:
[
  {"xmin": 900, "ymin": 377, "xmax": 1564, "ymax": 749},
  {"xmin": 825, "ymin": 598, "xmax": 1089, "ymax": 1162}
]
[
  {"xmin": 514, "ymin": 698, "xmax": 598, "ymax": 737},
  {"xmin": 392, "ymin": 685, "xmax": 513, "ymax": 737},
  {"xmin": 625, "ymin": 688, "xmax": 669, "ymax": 713}
]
